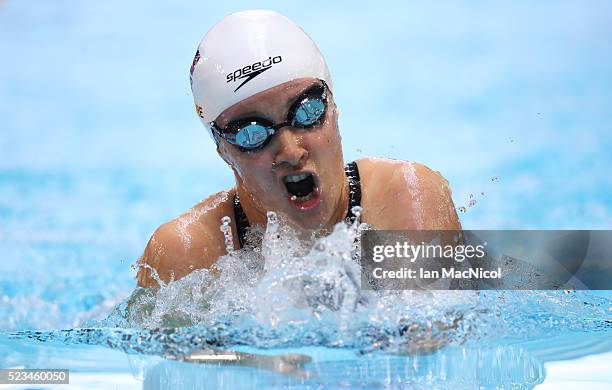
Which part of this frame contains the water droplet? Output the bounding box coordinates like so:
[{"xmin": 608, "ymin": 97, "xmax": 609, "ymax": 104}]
[
  {"xmin": 219, "ymin": 216, "xmax": 234, "ymax": 253},
  {"xmin": 266, "ymin": 211, "xmax": 278, "ymax": 225}
]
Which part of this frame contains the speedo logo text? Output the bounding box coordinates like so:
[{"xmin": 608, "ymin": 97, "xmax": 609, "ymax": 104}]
[{"xmin": 226, "ymin": 55, "xmax": 282, "ymax": 92}]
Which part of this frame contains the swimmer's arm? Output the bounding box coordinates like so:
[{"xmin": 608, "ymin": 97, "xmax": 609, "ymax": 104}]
[{"xmin": 136, "ymin": 220, "xmax": 225, "ymax": 288}]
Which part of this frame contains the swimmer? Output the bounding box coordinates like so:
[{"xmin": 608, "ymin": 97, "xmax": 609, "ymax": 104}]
[{"xmin": 136, "ymin": 10, "xmax": 461, "ymax": 288}]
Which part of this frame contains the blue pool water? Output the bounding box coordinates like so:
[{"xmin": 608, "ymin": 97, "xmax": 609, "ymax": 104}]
[{"xmin": 2, "ymin": 0, "xmax": 612, "ymax": 389}]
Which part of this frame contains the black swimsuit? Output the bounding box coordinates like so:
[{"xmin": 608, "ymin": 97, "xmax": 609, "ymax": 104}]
[{"xmin": 233, "ymin": 161, "xmax": 362, "ymax": 249}]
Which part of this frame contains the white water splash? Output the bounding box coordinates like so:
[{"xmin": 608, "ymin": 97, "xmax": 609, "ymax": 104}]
[
  {"xmin": 112, "ymin": 212, "xmax": 481, "ymax": 341},
  {"xmin": 99, "ymin": 212, "xmax": 611, "ymax": 354}
]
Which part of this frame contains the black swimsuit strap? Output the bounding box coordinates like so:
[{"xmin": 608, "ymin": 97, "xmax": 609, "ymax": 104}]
[
  {"xmin": 344, "ymin": 161, "xmax": 362, "ymax": 224},
  {"xmin": 233, "ymin": 161, "xmax": 362, "ymax": 248},
  {"xmin": 233, "ymin": 192, "xmax": 251, "ymax": 249}
]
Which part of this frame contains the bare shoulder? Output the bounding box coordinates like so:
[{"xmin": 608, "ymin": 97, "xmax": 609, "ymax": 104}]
[
  {"xmin": 356, "ymin": 157, "xmax": 461, "ymax": 230},
  {"xmin": 136, "ymin": 189, "xmax": 236, "ymax": 288},
  {"xmin": 356, "ymin": 157, "xmax": 451, "ymax": 193}
]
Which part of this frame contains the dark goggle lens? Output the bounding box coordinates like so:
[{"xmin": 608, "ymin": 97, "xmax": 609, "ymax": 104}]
[
  {"xmin": 292, "ymin": 97, "xmax": 326, "ymax": 127},
  {"xmin": 234, "ymin": 122, "xmax": 273, "ymax": 149}
]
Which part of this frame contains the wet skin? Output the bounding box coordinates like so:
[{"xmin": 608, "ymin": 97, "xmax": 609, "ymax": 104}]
[{"xmin": 137, "ymin": 78, "xmax": 461, "ymax": 288}]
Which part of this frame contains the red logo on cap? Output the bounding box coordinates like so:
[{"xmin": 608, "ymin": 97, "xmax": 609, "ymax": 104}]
[{"xmin": 195, "ymin": 104, "xmax": 204, "ymax": 119}]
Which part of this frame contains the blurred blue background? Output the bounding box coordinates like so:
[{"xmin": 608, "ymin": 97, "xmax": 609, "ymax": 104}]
[{"xmin": 1, "ymin": 0, "xmax": 611, "ymax": 328}]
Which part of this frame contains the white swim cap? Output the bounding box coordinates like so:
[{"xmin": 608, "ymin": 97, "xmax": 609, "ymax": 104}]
[{"xmin": 190, "ymin": 10, "xmax": 332, "ymax": 136}]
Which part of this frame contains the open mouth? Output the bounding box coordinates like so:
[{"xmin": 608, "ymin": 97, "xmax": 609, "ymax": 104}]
[{"xmin": 282, "ymin": 172, "xmax": 321, "ymax": 210}]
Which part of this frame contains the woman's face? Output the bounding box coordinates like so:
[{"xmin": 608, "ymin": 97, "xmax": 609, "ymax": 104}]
[{"xmin": 215, "ymin": 78, "xmax": 346, "ymax": 230}]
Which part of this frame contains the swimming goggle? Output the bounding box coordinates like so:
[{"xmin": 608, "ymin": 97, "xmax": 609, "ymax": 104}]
[{"xmin": 210, "ymin": 81, "xmax": 329, "ymax": 151}]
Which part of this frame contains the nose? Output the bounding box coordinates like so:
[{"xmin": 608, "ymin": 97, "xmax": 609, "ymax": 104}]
[{"xmin": 273, "ymin": 127, "xmax": 308, "ymax": 168}]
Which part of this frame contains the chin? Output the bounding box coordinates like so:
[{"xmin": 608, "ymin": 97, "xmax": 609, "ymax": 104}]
[{"xmin": 296, "ymin": 207, "xmax": 337, "ymax": 231}]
